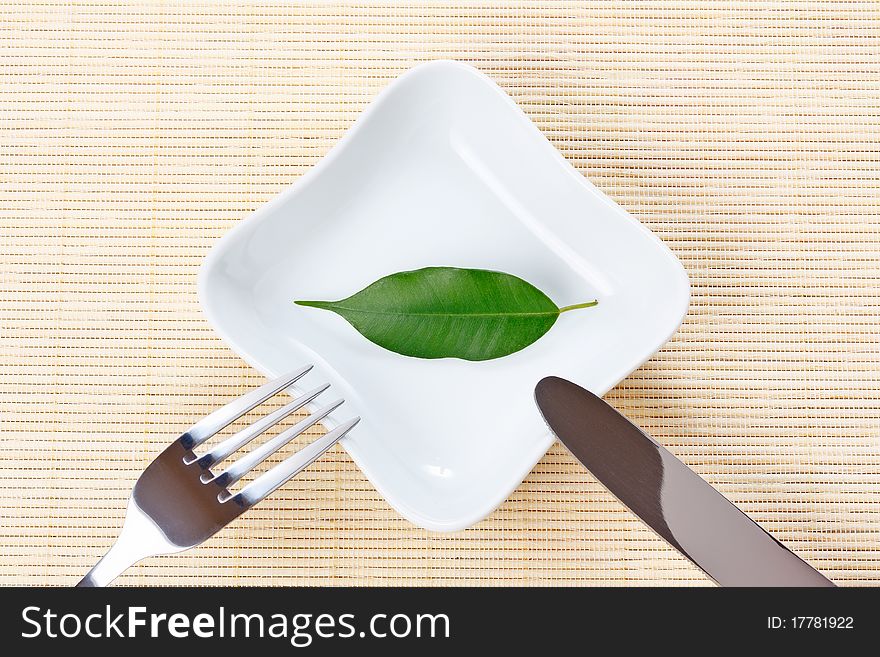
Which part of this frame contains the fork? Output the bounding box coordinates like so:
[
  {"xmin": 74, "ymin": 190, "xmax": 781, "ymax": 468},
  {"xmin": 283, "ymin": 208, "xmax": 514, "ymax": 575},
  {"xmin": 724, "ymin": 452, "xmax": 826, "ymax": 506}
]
[{"xmin": 77, "ymin": 366, "xmax": 358, "ymax": 587}]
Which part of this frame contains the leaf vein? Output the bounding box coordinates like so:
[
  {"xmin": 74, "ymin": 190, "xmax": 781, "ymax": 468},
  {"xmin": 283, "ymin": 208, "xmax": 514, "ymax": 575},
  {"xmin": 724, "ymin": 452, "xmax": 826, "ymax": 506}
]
[{"xmin": 324, "ymin": 305, "xmax": 559, "ymax": 319}]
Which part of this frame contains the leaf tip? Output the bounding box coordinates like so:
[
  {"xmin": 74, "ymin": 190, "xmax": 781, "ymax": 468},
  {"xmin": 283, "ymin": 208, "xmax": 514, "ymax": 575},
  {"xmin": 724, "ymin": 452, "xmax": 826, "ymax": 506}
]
[{"xmin": 294, "ymin": 300, "xmax": 328, "ymax": 309}]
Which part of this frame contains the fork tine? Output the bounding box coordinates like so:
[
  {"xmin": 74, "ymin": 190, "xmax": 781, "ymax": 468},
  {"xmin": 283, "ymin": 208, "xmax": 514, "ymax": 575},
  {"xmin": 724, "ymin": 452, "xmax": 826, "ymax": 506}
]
[
  {"xmin": 207, "ymin": 399, "xmax": 345, "ymax": 490},
  {"xmin": 184, "ymin": 383, "xmax": 331, "ymax": 467},
  {"xmin": 232, "ymin": 417, "xmax": 360, "ymax": 506},
  {"xmin": 180, "ymin": 366, "xmax": 312, "ymax": 449}
]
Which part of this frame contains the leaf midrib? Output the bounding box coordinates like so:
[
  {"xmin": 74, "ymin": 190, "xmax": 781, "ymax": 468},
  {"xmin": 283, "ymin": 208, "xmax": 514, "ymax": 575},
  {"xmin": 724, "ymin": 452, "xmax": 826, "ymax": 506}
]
[{"xmin": 315, "ymin": 304, "xmax": 559, "ymax": 319}]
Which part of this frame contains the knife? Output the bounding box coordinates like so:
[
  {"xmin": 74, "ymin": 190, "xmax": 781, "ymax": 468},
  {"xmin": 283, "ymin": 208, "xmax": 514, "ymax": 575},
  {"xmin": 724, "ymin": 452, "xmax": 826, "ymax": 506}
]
[{"xmin": 534, "ymin": 376, "xmax": 834, "ymax": 587}]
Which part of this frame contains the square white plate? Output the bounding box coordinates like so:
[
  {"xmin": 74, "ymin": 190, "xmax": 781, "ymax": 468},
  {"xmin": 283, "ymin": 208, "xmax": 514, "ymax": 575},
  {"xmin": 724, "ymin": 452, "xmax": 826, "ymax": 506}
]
[{"xmin": 199, "ymin": 61, "xmax": 689, "ymax": 532}]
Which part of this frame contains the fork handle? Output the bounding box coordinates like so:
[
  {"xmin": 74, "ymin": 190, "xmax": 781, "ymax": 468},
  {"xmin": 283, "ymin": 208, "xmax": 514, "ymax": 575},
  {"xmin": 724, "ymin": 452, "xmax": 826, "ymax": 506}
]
[
  {"xmin": 77, "ymin": 540, "xmax": 143, "ymax": 587},
  {"xmin": 77, "ymin": 498, "xmax": 178, "ymax": 587}
]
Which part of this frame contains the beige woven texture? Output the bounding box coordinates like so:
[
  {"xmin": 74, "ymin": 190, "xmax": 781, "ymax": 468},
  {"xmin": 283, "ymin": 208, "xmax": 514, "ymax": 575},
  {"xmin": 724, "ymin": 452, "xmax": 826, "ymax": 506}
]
[{"xmin": 2, "ymin": 2, "xmax": 879, "ymax": 586}]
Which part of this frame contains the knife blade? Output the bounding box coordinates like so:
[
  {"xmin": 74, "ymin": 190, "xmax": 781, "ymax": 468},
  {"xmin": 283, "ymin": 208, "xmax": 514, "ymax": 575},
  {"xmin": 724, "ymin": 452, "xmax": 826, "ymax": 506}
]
[{"xmin": 534, "ymin": 376, "xmax": 834, "ymax": 587}]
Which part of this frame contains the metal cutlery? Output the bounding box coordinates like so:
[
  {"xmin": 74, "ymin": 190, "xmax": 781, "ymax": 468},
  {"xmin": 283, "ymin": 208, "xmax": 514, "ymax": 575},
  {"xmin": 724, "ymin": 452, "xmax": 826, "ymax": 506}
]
[
  {"xmin": 77, "ymin": 366, "xmax": 358, "ymax": 587},
  {"xmin": 535, "ymin": 376, "xmax": 834, "ymax": 587}
]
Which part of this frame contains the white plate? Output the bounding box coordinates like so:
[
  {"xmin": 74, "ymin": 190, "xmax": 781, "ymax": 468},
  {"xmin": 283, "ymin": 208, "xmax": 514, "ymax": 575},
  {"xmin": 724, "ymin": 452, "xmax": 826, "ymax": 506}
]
[{"xmin": 199, "ymin": 61, "xmax": 690, "ymax": 532}]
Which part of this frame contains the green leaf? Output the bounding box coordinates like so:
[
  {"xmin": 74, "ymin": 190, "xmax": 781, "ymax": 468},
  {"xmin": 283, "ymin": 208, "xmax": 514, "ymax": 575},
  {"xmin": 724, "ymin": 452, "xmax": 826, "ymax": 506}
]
[{"xmin": 295, "ymin": 267, "xmax": 596, "ymax": 361}]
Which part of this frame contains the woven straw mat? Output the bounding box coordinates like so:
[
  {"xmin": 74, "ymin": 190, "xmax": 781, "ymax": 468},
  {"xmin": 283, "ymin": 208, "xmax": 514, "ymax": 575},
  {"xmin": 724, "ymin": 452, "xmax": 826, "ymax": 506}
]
[{"xmin": 2, "ymin": 2, "xmax": 879, "ymax": 586}]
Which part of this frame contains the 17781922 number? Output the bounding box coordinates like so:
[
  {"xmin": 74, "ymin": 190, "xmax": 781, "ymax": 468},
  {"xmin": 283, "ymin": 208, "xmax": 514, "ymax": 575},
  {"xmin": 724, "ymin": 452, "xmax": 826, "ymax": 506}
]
[{"xmin": 768, "ymin": 616, "xmax": 854, "ymax": 630}]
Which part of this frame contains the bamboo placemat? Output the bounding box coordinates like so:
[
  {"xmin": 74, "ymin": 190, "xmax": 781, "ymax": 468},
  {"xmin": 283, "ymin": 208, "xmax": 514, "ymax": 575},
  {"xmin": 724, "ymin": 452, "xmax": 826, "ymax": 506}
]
[{"xmin": 2, "ymin": 1, "xmax": 879, "ymax": 586}]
